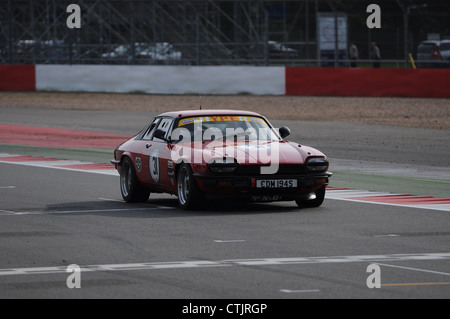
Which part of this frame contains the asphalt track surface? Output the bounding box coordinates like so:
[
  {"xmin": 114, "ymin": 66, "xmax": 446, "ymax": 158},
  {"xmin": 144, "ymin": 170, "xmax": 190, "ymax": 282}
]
[{"xmin": 0, "ymin": 106, "xmax": 449, "ymax": 301}]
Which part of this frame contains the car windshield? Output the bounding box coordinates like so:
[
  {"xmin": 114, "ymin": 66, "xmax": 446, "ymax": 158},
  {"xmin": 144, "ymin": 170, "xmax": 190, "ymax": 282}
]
[
  {"xmin": 172, "ymin": 115, "xmax": 280, "ymax": 143},
  {"xmin": 418, "ymin": 43, "xmax": 434, "ymax": 53}
]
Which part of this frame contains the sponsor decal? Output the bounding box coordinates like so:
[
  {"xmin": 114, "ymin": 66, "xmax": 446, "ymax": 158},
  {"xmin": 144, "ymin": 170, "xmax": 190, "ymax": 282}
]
[
  {"xmin": 251, "ymin": 195, "xmax": 282, "ymax": 202},
  {"xmin": 179, "ymin": 116, "xmax": 266, "ymax": 126},
  {"xmin": 135, "ymin": 157, "xmax": 142, "ymax": 172}
]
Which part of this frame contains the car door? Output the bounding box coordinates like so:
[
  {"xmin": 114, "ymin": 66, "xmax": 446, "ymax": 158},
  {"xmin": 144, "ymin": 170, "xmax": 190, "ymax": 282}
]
[
  {"xmin": 144, "ymin": 117, "xmax": 176, "ymax": 193},
  {"xmin": 124, "ymin": 116, "xmax": 159, "ymax": 188}
]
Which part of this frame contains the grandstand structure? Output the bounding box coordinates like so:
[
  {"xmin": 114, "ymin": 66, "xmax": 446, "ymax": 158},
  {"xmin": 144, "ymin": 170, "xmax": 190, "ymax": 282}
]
[{"xmin": 0, "ymin": 0, "xmax": 322, "ymax": 66}]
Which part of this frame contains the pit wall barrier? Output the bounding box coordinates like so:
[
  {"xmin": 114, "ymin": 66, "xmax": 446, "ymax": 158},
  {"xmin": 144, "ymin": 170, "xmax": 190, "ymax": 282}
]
[{"xmin": 1, "ymin": 64, "xmax": 449, "ymax": 98}]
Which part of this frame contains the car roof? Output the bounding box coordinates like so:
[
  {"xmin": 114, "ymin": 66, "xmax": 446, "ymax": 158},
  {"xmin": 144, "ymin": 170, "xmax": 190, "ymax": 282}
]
[
  {"xmin": 419, "ymin": 40, "xmax": 450, "ymax": 45},
  {"xmin": 158, "ymin": 109, "xmax": 263, "ymax": 118},
  {"xmin": 419, "ymin": 40, "xmax": 440, "ymax": 45}
]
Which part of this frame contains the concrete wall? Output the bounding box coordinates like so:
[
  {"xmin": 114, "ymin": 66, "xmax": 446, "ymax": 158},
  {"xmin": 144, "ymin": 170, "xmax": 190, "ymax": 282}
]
[{"xmin": 35, "ymin": 65, "xmax": 285, "ymax": 95}]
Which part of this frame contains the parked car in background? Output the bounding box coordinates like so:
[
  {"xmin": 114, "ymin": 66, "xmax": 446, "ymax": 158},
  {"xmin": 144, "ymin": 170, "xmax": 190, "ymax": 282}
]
[
  {"xmin": 101, "ymin": 42, "xmax": 182, "ymax": 64},
  {"xmin": 268, "ymin": 41, "xmax": 298, "ymax": 57},
  {"xmin": 138, "ymin": 42, "xmax": 182, "ymax": 64},
  {"xmin": 417, "ymin": 40, "xmax": 450, "ymax": 68},
  {"xmin": 439, "ymin": 40, "xmax": 450, "ymax": 62}
]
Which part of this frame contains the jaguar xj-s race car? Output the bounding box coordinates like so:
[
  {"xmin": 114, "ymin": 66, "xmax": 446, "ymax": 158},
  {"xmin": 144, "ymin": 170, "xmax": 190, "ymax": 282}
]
[{"xmin": 111, "ymin": 110, "xmax": 331, "ymax": 210}]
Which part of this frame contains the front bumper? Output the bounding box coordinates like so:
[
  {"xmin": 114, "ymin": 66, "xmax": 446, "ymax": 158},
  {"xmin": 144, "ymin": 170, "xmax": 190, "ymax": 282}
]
[{"xmin": 193, "ymin": 172, "xmax": 332, "ymax": 202}]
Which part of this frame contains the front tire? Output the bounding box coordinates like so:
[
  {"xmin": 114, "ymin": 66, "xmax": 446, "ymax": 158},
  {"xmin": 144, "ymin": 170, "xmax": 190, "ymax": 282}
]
[
  {"xmin": 177, "ymin": 163, "xmax": 201, "ymax": 210},
  {"xmin": 295, "ymin": 185, "xmax": 326, "ymax": 208},
  {"xmin": 120, "ymin": 157, "xmax": 150, "ymax": 203}
]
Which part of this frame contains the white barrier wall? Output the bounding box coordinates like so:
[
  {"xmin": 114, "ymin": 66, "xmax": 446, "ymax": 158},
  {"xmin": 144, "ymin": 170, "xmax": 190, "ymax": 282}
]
[{"xmin": 36, "ymin": 65, "xmax": 285, "ymax": 95}]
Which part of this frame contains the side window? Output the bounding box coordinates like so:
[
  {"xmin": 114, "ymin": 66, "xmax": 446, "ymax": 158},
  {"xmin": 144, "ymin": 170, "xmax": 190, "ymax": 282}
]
[
  {"xmin": 142, "ymin": 118, "xmax": 161, "ymax": 140},
  {"xmin": 152, "ymin": 118, "xmax": 174, "ymax": 142}
]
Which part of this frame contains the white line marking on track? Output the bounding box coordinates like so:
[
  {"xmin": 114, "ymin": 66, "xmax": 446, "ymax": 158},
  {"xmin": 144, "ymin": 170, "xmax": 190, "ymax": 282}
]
[
  {"xmin": 0, "ymin": 210, "xmax": 19, "ymax": 214},
  {"xmin": 331, "ymin": 198, "xmax": 450, "ymax": 212},
  {"xmin": 98, "ymin": 197, "xmax": 124, "ymax": 203},
  {"xmin": 0, "ymin": 154, "xmax": 118, "ymax": 176},
  {"xmin": 0, "ymin": 186, "xmax": 16, "ymax": 189},
  {"xmin": 214, "ymin": 240, "xmax": 246, "ymax": 243},
  {"xmin": 326, "ymin": 189, "xmax": 450, "ymax": 212},
  {"xmin": 376, "ymin": 263, "xmax": 450, "ymax": 277},
  {"xmin": 0, "ymin": 207, "xmax": 173, "ymax": 216},
  {"xmin": 280, "ymin": 289, "xmax": 320, "ymax": 294},
  {"xmin": 0, "ymin": 161, "xmax": 119, "ymax": 176},
  {"xmin": 1, "ymin": 253, "xmax": 449, "ymax": 277},
  {"xmin": 374, "ymin": 234, "xmax": 400, "ymax": 238}
]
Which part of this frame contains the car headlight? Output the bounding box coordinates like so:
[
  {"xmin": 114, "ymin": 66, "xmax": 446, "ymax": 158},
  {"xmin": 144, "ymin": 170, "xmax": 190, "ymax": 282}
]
[
  {"xmin": 306, "ymin": 157, "xmax": 329, "ymax": 172},
  {"xmin": 208, "ymin": 158, "xmax": 239, "ymax": 173}
]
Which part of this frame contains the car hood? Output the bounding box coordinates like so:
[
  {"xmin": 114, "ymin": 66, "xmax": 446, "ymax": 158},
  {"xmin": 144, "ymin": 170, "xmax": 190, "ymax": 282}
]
[{"xmin": 172, "ymin": 140, "xmax": 325, "ymax": 165}]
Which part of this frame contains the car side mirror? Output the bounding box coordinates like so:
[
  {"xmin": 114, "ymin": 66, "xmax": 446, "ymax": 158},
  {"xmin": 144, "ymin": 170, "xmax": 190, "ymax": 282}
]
[
  {"xmin": 279, "ymin": 126, "xmax": 291, "ymax": 139},
  {"xmin": 153, "ymin": 129, "xmax": 171, "ymax": 142}
]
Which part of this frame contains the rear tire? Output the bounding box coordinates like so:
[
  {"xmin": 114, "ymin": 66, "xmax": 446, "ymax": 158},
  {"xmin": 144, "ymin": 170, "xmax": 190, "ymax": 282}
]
[
  {"xmin": 295, "ymin": 185, "xmax": 326, "ymax": 208},
  {"xmin": 120, "ymin": 157, "xmax": 150, "ymax": 203},
  {"xmin": 177, "ymin": 163, "xmax": 201, "ymax": 210}
]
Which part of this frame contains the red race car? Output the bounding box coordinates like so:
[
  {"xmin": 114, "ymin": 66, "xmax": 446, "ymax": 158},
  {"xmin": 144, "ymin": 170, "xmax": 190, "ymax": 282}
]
[{"xmin": 111, "ymin": 110, "xmax": 331, "ymax": 209}]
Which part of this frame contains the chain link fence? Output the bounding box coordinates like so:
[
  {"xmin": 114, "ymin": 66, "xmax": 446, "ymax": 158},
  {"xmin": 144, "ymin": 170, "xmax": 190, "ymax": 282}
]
[{"xmin": 1, "ymin": 0, "xmax": 449, "ymax": 68}]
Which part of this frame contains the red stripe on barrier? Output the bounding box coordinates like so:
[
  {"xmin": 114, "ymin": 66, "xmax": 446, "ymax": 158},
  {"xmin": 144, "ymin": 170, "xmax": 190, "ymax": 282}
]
[
  {"xmin": 286, "ymin": 67, "xmax": 450, "ymax": 98},
  {"xmin": 0, "ymin": 65, "xmax": 36, "ymax": 91}
]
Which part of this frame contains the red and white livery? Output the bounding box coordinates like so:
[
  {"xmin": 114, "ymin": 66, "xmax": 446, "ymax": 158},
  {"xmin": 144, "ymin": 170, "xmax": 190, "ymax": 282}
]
[{"xmin": 112, "ymin": 110, "xmax": 331, "ymax": 209}]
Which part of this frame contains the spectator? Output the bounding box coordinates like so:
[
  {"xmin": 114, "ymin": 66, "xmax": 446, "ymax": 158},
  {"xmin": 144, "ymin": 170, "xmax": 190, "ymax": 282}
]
[
  {"xmin": 370, "ymin": 42, "xmax": 381, "ymax": 68},
  {"xmin": 349, "ymin": 42, "xmax": 359, "ymax": 68},
  {"xmin": 431, "ymin": 44, "xmax": 442, "ymax": 68}
]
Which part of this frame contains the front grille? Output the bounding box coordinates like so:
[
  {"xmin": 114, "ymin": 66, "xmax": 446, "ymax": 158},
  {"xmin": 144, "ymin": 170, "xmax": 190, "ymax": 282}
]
[{"xmin": 237, "ymin": 164, "xmax": 307, "ymax": 176}]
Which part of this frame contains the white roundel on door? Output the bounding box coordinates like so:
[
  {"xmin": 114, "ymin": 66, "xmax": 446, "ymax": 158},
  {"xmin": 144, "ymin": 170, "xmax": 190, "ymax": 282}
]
[{"xmin": 149, "ymin": 148, "xmax": 160, "ymax": 183}]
